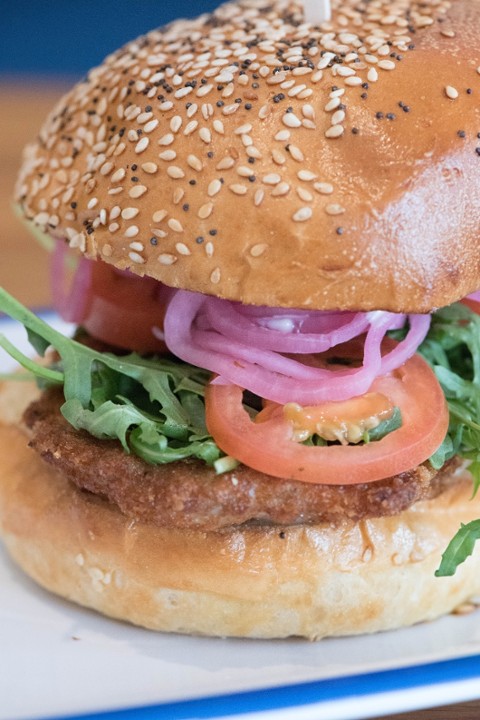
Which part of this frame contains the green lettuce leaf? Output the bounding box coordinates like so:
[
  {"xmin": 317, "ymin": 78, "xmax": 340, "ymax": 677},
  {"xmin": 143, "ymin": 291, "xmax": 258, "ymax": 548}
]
[
  {"xmin": 435, "ymin": 520, "xmax": 480, "ymax": 577},
  {"xmin": 0, "ymin": 287, "xmax": 222, "ymax": 467},
  {"xmin": 417, "ymin": 304, "xmax": 480, "ymax": 575}
]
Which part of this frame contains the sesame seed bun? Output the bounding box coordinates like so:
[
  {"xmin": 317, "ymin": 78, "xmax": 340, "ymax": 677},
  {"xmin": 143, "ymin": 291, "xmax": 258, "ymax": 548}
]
[
  {"xmin": 1, "ymin": 380, "xmax": 480, "ymax": 639},
  {"xmin": 15, "ymin": 0, "xmax": 480, "ymax": 312}
]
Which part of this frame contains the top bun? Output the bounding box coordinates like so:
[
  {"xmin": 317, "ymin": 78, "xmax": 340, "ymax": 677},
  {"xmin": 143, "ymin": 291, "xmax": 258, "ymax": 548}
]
[{"xmin": 15, "ymin": 0, "xmax": 480, "ymax": 312}]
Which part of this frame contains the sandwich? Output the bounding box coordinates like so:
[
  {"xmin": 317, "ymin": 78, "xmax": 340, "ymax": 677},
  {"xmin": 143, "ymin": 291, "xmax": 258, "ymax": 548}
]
[{"xmin": 1, "ymin": 0, "xmax": 480, "ymax": 639}]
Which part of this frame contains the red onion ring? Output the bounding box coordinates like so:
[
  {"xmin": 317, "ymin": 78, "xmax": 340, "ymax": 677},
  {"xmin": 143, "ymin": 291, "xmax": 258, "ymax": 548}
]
[
  {"xmin": 51, "ymin": 240, "xmax": 92, "ymax": 323},
  {"xmin": 203, "ymin": 297, "xmax": 370, "ymax": 353},
  {"xmin": 163, "ymin": 290, "xmax": 431, "ymax": 404}
]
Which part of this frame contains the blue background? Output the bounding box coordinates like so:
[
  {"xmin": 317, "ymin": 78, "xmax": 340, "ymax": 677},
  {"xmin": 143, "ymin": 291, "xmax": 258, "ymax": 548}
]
[{"xmin": 2, "ymin": 1, "xmax": 222, "ymax": 78}]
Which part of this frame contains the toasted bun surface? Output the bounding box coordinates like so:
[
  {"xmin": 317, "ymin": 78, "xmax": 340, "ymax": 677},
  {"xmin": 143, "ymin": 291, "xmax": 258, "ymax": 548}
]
[
  {"xmin": 1, "ymin": 381, "xmax": 480, "ymax": 639},
  {"xmin": 15, "ymin": 0, "xmax": 480, "ymax": 313}
]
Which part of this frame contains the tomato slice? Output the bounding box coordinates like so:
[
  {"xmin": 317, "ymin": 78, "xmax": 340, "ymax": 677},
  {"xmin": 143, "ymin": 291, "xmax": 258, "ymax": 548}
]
[
  {"xmin": 82, "ymin": 261, "xmax": 167, "ymax": 353},
  {"xmin": 461, "ymin": 298, "xmax": 480, "ymax": 314},
  {"xmin": 205, "ymin": 351, "xmax": 449, "ymax": 485}
]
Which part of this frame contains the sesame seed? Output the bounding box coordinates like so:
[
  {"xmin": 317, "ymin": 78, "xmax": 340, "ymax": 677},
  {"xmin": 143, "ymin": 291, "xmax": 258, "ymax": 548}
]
[
  {"xmin": 158, "ymin": 133, "xmax": 174, "ymax": 146},
  {"xmin": 377, "ymin": 59, "xmax": 396, "ymax": 70},
  {"xmin": 445, "ymin": 85, "xmax": 459, "ymax": 99},
  {"xmin": 282, "ymin": 112, "xmax": 302, "ymax": 128},
  {"xmin": 100, "ymin": 162, "xmax": 114, "ymax": 176},
  {"xmin": 271, "ymin": 182, "xmax": 290, "ymax": 196},
  {"xmin": 331, "ymin": 109, "xmax": 346, "ymax": 125},
  {"xmin": 175, "ymin": 86, "xmax": 193, "ymax": 99},
  {"xmin": 208, "ymin": 179, "xmax": 222, "ymax": 196},
  {"xmin": 302, "ymin": 104, "xmax": 315, "ymax": 120},
  {"xmin": 198, "ymin": 202, "xmax": 214, "ymax": 219},
  {"xmin": 293, "ymin": 207, "xmax": 312, "ymax": 222},
  {"xmin": 158, "ymin": 253, "xmax": 177, "ymax": 265},
  {"xmin": 33, "ymin": 211, "xmax": 50, "ymax": 226},
  {"xmin": 345, "ymin": 76, "xmax": 363, "ymax": 86},
  {"xmin": 262, "ymin": 173, "xmax": 281, "ymax": 185},
  {"xmin": 325, "ymin": 203, "xmax": 346, "ymax": 215},
  {"xmin": 121, "ymin": 207, "xmax": 139, "ymax": 220},
  {"xmin": 250, "ymin": 243, "xmax": 268, "ymax": 257},
  {"xmin": 325, "ymin": 125, "xmax": 345, "ymax": 138},
  {"xmin": 235, "ymin": 123, "xmax": 253, "ymax": 135},
  {"xmin": 272, "ymin": 149, "xmax": 286, "ymax": 165},
  {"xmin": 210, "ymin": 268, "xmax": 221, "ymax": 284},
  {"xmin": 124, "ymin": 225, "xmax": 139, "ymax": 238},
  {"xmin": 141, "ymin": 162, "xmax": 158, "ymax": 174},
  {"xmin": 167, "ymin": 166, "xmax": 185, "ymax": 179},
  {"xmin": 297, "ymin": 170, "xmax": 317, "ymax": 181},
  {"xmin": 314, "ymin": 182, "xmax": 334, "ymax": 195},
  {"xmin": 336, "ymin": 66, "xmax": 356, "ymax": 77},
  {"xmin": 143, "ymin": 119, "xmax": 159, "ymax": 133},
  {"xmin": 325, "ymin": 97, "xmax": 341, "ymax": 112},
  {"xmin": 110, "ymin": 168, "xmax": 126, "ymax": 183},
  {"xmin": 230, "ymin": 184, "xmax": 248, "ymax": 195},
  {"xmin": 254, "ymin": 189, "xmax": 265, "ymax": 206},
  {"xmin": 223, "ymin": 103, "xmax": 240, "ymax": 115},
  {"xmin": 184, "ymin": 120, "xmax": 198, "ymax": 136},
  {"xmin": 129, "ymin": 241, "xmax": 144, "ymax": 252},
  {"xmin": 176, "ymin": 242, "xmax": 191, "ymax": 255},
  {"xmin": 128, "ymin": 251, "xmax": 145, "ymax": 264},
  {"xmin": 216, "ymin": 156, "xmax": 235, "ymax": 170},
  {"xmin": 159, "ymin": 150, "xmax": 177, "ymax": 161},
  {"xmin": 288, "ymin": 145, "xmax": 305, "ymax": 162},
  {"xmin": 128, "ymin": 185, "xmax": 147, "ymax": 199},
  {"xmin": 297, "ymin": 187, "xmax": 313, "ymax": 202},
  {"xmin": 196, "ymin": 83, "xmax": 213, "ymax": 97},
  {"xmin": 168, "ymin": 218, "xmax": 184, "ymax": 233},
  {"xmin": 187, "ymin": 154, "xmax": 203, "ymax": 171},
  {"xmin": 152, "ymin": 210, "xmax": 168, "ymax": 223},
  {"xmin": 199, "ymin": 127, "xmax": 212, "ymax": 143},
  {"xmin": 237, "ymin": 165, "xmax": 252, "ymax": 177}
]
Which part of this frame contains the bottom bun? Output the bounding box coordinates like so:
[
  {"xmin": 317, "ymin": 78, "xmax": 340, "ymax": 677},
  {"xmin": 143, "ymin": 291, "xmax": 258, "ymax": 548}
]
[{"xmin": 1, "ymin": 381, "xmax": 480, "ymax": 639}]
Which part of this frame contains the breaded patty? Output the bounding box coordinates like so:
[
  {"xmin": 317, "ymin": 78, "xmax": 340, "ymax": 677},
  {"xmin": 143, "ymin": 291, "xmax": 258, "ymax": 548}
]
[{"xmin": 22, "ymin": 387, "xmax": 461, "ymax": 531}]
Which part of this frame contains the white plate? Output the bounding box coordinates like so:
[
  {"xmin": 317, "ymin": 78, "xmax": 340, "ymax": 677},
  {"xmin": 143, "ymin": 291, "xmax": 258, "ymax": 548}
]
[{"xmin": 1, "ymin": 312, "xmax": 480, "ymax": 720}]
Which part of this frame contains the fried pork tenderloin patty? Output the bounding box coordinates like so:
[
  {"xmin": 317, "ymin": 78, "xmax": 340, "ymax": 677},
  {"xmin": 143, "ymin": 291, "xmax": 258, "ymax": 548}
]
[{"xmin": 23, "ymin": 387, "xmax": 461, "ymax": 532}]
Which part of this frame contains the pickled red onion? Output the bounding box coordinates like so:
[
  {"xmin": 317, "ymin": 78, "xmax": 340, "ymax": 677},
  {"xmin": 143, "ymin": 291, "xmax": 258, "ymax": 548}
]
[
  {"xmin": 51, "ymin": 240, "xmax": 92, "ymax": 323},
  {"xmin": 203, "ymin": 297, "xmax": 370, "ymax": 353},
  {"xmin": 163, "ymin": 290, "xmax": 431, "ymax": 404}
]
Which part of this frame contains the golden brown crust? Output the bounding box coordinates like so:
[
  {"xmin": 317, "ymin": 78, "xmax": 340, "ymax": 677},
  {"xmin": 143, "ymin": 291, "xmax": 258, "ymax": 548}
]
[
  {"xmin": 15, "ymin": 0, "xmax": 480, "ymax": 312},
  {"xmin": 1, "ymin": 381, "xmax": 480, "ymax": 639}
]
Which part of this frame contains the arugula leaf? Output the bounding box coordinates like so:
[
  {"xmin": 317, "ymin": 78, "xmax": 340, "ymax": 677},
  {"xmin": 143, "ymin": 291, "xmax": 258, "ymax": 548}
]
[
  {"xmin": 435, "ymin": 520, "xmax": 480, "ymax": 577},
  {"xmin": 0, "ymin": 287, "xmax": 223, "ymax": 466},
  {"xmin": 418, "ymin": 304, "xmax": 480, "ymax": 575},
  {"xmin": 365, "ymin": 406, "xmax": 402, "ymax": 442}
]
